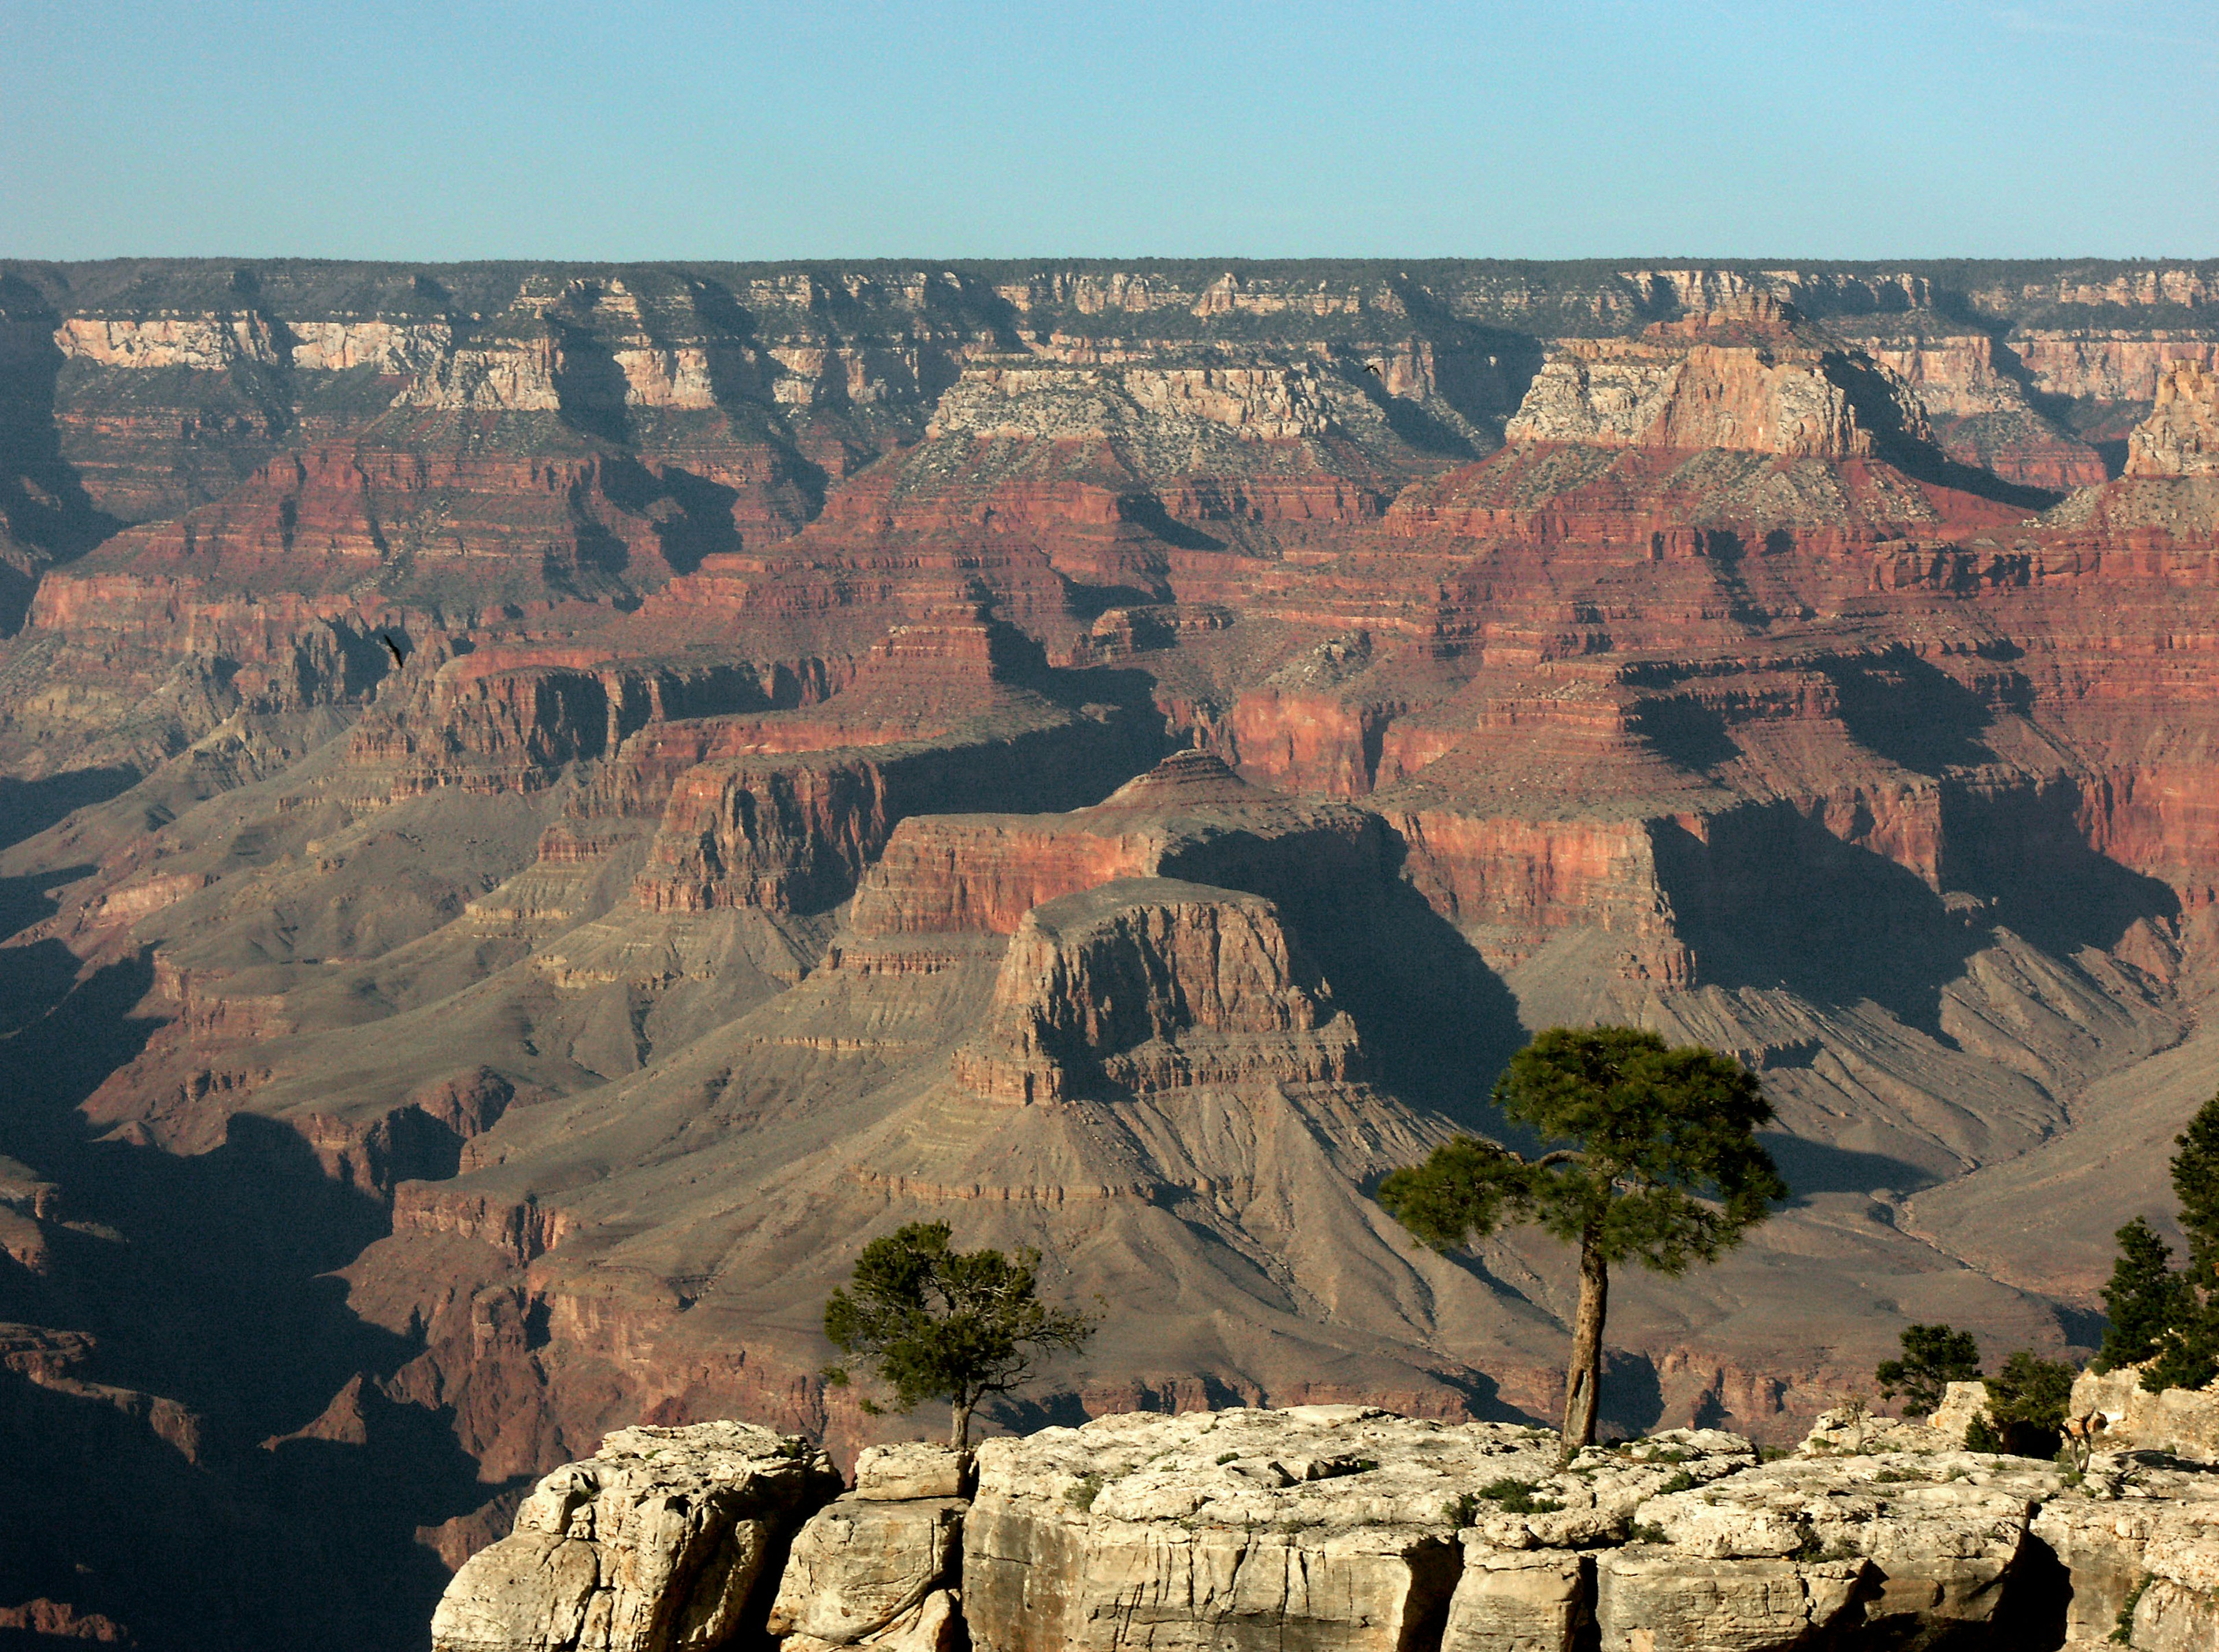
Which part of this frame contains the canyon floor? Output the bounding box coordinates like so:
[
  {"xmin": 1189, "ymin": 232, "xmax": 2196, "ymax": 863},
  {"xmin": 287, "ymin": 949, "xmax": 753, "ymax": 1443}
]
[{"xmin": 2, "ymin": 256, "xmax": 2218, "ymax": 1649}]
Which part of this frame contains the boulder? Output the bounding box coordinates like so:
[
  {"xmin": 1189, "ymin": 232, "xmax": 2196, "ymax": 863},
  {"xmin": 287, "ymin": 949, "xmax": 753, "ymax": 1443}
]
[
  {"xmin": 1927, "ymin": 1381, "xmax": 1996, "ymax": 1445},
  {"xmin": 1627, "ymin": 1450, "xmax": 2062, "ymax": 1644},
  {"xmin": 1441, "ymin": 1549, "xmax": 1585, "ymax": 1652},
  {"xmin": 1594, "ymin": 1549, "xmax": 1866, "ymax": 1651},
  {"xmin": 854, "ymin": 1442, "xmax": 972, "ymax": 1501},
  {"xmin": 767, "ymin": 1495, "xmax": 966, "ymax": 1650},
  {"xmin": 430, "ymin": 1421, "xmax": 839, "ymax": 1652}
]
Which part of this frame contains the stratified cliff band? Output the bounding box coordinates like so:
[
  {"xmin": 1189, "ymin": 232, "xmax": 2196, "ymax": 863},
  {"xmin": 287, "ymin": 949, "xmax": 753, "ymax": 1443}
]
[{"xmin": 2, "ymin": 257, "xmax": 2219, "ymax": 1648}]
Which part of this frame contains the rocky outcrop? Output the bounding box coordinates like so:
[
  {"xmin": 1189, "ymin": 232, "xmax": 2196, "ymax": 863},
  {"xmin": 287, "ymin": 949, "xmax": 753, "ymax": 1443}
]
[
  {"xmin": 2034, "ymin": 1460, "xmax": 2219, "ymax": 1650},
  {"xmin": 2068, "ymin": 1364, "xmax": 2219, "ymax": 1460},
  {"xmin": 1504, "ymin": 298, "xmax": 1935, "ymax": 460},
  {"xmin": 766, "ymin": 1450, "xmax": 967, "ymax": 1652},
  {"xmin": 415, "ymin": 1404, "xmax": 2219, "ymax": 1652},
  {"xmin": 925, "ymin": 360, "xmax": 1339, "ymax": 443},
  {"xmin": 951, "ymin": 878, "xmax": 1360, "ymax": 1104},
  {"xmin": 431, "ymin": 1421, "xmax": 840, "ymax": 1652},
  {"xmin": 2125, "ymin": 362, "xmax": 2219, "ymax": 478}
]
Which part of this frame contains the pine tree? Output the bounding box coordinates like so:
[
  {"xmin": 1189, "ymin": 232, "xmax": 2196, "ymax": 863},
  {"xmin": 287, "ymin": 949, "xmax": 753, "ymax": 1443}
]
[
  {"xmin": 823, "ymin": 1222, "xmax": 1092, "ymax": 1449},
  {"xmin": 1874, "ymin": 1323, "xmax": 1981, "ymax": 1418},
  {"xmin": 1377, "ymin": 1026, "xmax": 1786, "ymax": 1451},
  {"xmin": 2096, "ymin": 1217, "xmax": 2192, "ymax": 1371}
]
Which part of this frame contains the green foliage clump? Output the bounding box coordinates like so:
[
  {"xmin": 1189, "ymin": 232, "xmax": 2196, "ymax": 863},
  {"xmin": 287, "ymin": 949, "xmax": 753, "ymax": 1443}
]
[
  {"xmin": 2088, "ymin": 1094, "xmax": 2219, "ymax": 1393},
  {"xmin": 2096, "ymin": 1217, "xmax": 2194, "ymax": 1371},
  {"xmin": 1982, "ymin": 1349, "xmax": 2077, "ymax": 1458},
  {"xmin": 2113, "ymin": 1575, "xmax": 2153, "ymax": 1643},
  {"xmin": 823, "ymin": 1220, "xmax": 1093, "ymax": 1449},
  {"xmin": 1377, "ymin": 1026, "xmax": 1786, "ymax": 1448},
  {"xmin": 1472, "ymin": 1477, "xmax": 1563, "ymax": 1515},
  {"xmin": 1876, "ymin": 1324, "xmax": 1982, "ymax": 1418},
  {"xmin": 1066, "ymin": 1473, "xmax": 1105, "ymax": 1512}
]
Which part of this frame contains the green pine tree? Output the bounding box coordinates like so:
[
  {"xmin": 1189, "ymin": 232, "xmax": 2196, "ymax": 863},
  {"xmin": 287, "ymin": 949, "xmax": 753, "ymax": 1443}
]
[
  {"xmin": 1376, "ymin": 1026, "xmax": 1787, "ymax": 1451},
  {"xmin": 1874, "ymin": 1323, "xmax": 1981, "ymax": 1418},
  {"xmin": 2096, "ymin": 1217, "xmax": 2192, "ymax": 1371},
  {"xmin": 823, "ymin": 1222, "xmax": 1092, "ymax": 1449}
]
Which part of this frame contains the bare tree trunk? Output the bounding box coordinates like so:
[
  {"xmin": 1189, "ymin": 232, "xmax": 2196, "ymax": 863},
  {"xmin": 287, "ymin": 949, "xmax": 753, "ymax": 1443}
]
[
  {"xmin": 951, "ymin": 1394, "xmax": 974, "ymax": 1451},
  {"xmin": 1560, "ymin": 1237, "xmax": 1608, "ymax": 1453}
]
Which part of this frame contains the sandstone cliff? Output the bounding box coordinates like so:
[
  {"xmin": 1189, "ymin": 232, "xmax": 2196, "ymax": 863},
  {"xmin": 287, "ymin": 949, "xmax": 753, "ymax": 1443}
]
[
  {"xmin": 1502, "ymin": 298, "xmax": 1936, "ymax": 461},
  {"xmin": 2125, "ymin": 361, "xmax": 2219, "ymax": 477},
  {"xmin": 435, "ymin": 1405, "xmax": 2219, "ymax": 1652}
]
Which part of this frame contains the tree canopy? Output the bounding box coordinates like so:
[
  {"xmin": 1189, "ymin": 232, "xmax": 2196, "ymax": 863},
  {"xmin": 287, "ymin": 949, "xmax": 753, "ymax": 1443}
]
[
  {"xmin": 1874, "ymin": 1323, "xmax": 1981, "ymax": 1418},
  {"xmin": 1378, "ymin": 1025, "xmax": 1787, "ymax": 1449},
  {"xmin": 2091, "ymin": 1093, "xmax": 2219, "ymax": 1393},
  {"xmin": 823, "ymin": 1222, "xmax": 1092, "ymax": 1449}
]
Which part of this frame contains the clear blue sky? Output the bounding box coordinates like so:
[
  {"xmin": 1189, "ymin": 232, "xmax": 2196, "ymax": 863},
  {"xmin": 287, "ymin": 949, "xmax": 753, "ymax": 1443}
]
[{"xmin": 5, "ymin": 0, "xmax": 2216, "ymax": 261}]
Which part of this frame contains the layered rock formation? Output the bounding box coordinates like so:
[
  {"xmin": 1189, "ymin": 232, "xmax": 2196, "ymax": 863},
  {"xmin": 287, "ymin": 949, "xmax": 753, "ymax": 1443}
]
[
  {"xmin": 8, "ymin": 257, "xmax": 2219, "ymax": 1650},
  {"xmin": 1504, "ymin": 296, "xmax": 1936, "ymax": 461},
  {"xmin": 2126, "ymin": 362, "xmax": 2219, "ymax": 478}
]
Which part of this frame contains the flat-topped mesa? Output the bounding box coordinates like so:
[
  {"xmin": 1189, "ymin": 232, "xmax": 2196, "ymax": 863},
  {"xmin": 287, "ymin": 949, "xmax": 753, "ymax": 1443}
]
[
  {"xmin": 837, "ymin": 751, "xmax": 1381, "ymax": 946},
  {"xmin": 951, "ymin": 877, "xmax": 1360, "ymax": 1104},
  {"xmin": 846, "ymin": 608, "xmax": 1051, "ymax": 692},
  {"xmin": 1505, "ymin": 296, "xmax": 1936, "ymax": 459},
  {"xmin": 2125, "ymin": 361, "xmax": 2219, "ymax": 477}
]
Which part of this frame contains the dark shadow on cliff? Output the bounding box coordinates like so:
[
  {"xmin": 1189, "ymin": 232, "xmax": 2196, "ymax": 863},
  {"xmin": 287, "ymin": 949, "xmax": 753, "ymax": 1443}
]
[
  {"xmin": 0, "ymin": 950, "xmax": 518, "ymax": 1651},
  {"xmin": 549, "ymin": 320, "xmax": 632, "ymax": 447},
  {"xmin": 0, "ymin": 274, "xmax": 127, "ymax": 628},
  {"xmin": 1652, "ymin": 809, "xmax": 1981, "ymax": 1036},
  {"xmin": 1160, "ymin": 818, "xmax": 1528, "ymax": 1120},
  {"xmin": 1822, "ymin": 648, "xmax": 2001, "ymax": 772},
  {"xmin": 1759, "ymin": 1133, "xmax": 1939, "ymax": 1201},
  {"xmin": 1938, "ymin": 776, "xmax": 2182, "ymax": 960},
  {"xmin": 0, "ymin": 769, "xmax": 139, "ymax": 853},
  {"xmin": 1823, "ymin": 351, "xmax": 2063, "ymax": 513}
]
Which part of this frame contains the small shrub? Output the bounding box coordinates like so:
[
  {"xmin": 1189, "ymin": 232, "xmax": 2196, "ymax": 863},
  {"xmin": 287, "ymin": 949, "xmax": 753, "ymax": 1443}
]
[
  {"xmin": 1443, "ymin": 1492, "xmax": 1481, "ymax": 1527},
  {"xmin": 1984, "ymin": 1350, "xmax": 2076, "ymax": 1459},
  {"xmin": 1628, "ymin": 1521, "xmax": 1670, "ymax": 1545},
  {"xmin": 1873, "ymin": 1468, "xmax": 1919, "ymax": 1484},
  {"xmin": 1066, "ymin": 1473, "xmax": 1105, "ymax": 1512},
  {"xmin": 1215, "ymin": 1451, "xmax": 1241, "ymax": 1465},
  {"xmin": 1964, "ymin": 1415, "xmax": 2005, "ymax": 1454},
  {"xmin": 1658, "ymin": 1469, "xmax": 1697, "ymax": 1495},
  {"xmin": 1474, "ymin": 1477, "xmax": 1564, "ymax": 1515},
  {"xmin": 2113, "ymin": 1574, "xmax": 2153, "ymax": 1643}
]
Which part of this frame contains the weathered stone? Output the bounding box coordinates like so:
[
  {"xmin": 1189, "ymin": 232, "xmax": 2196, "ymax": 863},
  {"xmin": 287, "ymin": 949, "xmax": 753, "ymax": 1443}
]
[
  {"xmin": 1441, "ymin": 1547, "xmax": 1585, "ymax": 1652},
  {"xmin": 959, "ymin": 1408, "xmax": 1750, "ymax": 1652},
  {"xmin": 854, "ymin": 1442, "xmax": 973, "ymax": 1501},
  {"xmin": 1594, "ymin": 1549, "xmax": 1867, "ymax": 1651},
  {"xmin": 1925, "ymin": 1380, "xmax": 1995, "ymax": 1445},
  {"xmin": 1628, "ymin": 1451, "xmax": 2060, "ymax": 1643},
  {"xmin": 431, "ymin": 1421, "xmax": 838, "ymax": 1652},
  {"xmin": 2070, "ymin": 1364, "xmax": 2219, "ymax": 1460},
  {"xmin": 767, "ymin": 1495, "xmax": 965, "ymax": 1647},
  {"xmin": 2034, "ymin": 1455, "xmax": 2219, "ymax": 1649}
]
